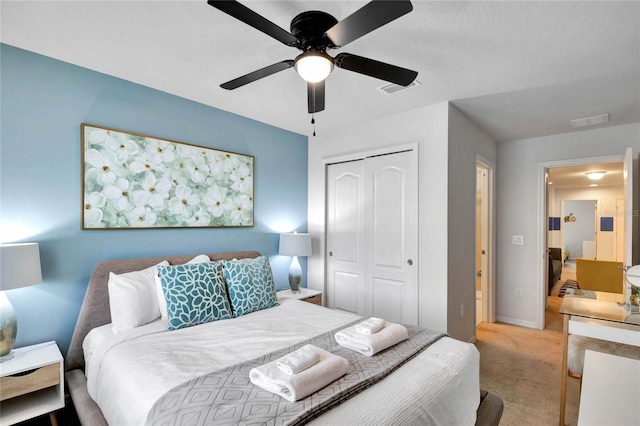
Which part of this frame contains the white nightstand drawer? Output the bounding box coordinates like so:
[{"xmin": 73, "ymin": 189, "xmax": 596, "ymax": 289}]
[{"xmin": 0, "ymin": 363, "xmax": 60, "ymax": 401}]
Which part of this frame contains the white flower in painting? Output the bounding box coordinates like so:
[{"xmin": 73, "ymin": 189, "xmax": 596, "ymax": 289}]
[
  {"xmin": 203, "ymin": 186, "xmax": 227, "ymax": 217},
  {"xmin": 208, "ymin": 158, "xmax": 226, "ymax": 182},
  {"xmin": 132, "ymin": 172, "xmax": 172, "ymax": 209},
  {"xmin": 85, "ymin": 148, "xmax": 120, "ymax": 186},
  {"xmin": 84, "ymin": 192, "xmax": 106, "ymax": 227},
  {"xmin": 186, "ymin": 156, "xmax": 210, "ymax": 184},
  {"xmin": 186, "ymin": 208, "xmax": 211, "ymax": 226},
  {"xmin": 105, "ymin": 138, "xmax": 139, "ymax": 163},
  {"xmin": 88, "ymin": 129, "xmax": 117, "ymax": 147},
  {"xmin": 129, "ymin": 152, "xmax": 166, "ymax": 174},
  {"xmin": 168, "ymin": 184, "xmax": 199, "ymax": 217},
  {"xmin": 125, "ymin": 206, "xmax": 157, "ymax": 227},
  {"xmin": 208, "ymin": 152, "xmax": 238, "ymax": 173},
  {"xmin": 145, "ymin": 138, "xmax": 176, "ymax": 164},
  {"xmin": 102, "ymin": 203, "xmax": 128, "ymax": 228},
  {"xmin": 224, "ymin": 194, "xmax": 252, "ymax": 225},
  {"xmin": 230, "ymin": 164, "xmax": 252, "ymax": 194},
  {"xmin": 101, "ymin": 177, "xmax": 134, "ymax": 212},
  {"xmin": 166, "ymin": 169, "xmax": 190, "ymax": 188}
]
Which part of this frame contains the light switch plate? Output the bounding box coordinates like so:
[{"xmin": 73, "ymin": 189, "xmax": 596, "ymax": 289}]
[{"xmin": 512, "ymin": 235, "xmax": 524, "ymax": 245}]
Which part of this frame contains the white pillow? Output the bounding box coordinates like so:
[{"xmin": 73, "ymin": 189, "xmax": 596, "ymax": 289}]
[
  {"xmin": 155, "ymin": 254, "xmax": 211, "ymax": 320},
  {"xmin": 108, "ymin": 260, "xmax": 169, "ymax": 334}
]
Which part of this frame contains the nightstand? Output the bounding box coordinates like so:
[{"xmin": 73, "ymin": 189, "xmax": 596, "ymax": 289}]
[
  {"xmin": 277, "ymin": 288, "xmax": 323, "ymax": 306},
  {"xmin": 0, "ymin": 341, "xmax": 64, "ymax": 426}
]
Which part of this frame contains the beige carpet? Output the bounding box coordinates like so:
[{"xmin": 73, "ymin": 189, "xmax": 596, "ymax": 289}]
[{"xmin": 475, "ymin": 295, "xmax": 581, "ymax": 426}]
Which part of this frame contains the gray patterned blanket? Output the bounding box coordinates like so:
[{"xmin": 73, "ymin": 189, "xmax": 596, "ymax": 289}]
[{"xmin": 145, "ymin": 320, "xmax": 446, "ymax": 426}]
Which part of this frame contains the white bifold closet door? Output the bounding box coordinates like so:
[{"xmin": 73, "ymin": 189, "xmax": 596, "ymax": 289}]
[{"xmin": 326, "ymin": 149, "xmax": 418, "ymax": 325}]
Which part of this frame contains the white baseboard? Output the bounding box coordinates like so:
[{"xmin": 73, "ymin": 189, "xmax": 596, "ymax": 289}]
[{"xmin": 495, "ymin": 316, "xmax": 539, "ymax": 329}]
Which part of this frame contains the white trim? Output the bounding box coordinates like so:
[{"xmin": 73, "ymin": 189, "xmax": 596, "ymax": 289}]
[
  {"xmin": 538, "ymin": 153, "xmax": 626, "ymax": 330},
  {"xmin": 322, "ymin": 141, "xmax": 420, "ymax": 165},
  {"xmin": 495, "ymin": 316, "xmax": 539, "ymax": 329},
  {"xmin": 476, "ymin": 154, "xmax": 496, "ymax": 324}
]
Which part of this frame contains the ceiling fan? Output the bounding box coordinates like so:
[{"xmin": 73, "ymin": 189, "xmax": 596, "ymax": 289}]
[{"xmin": 208, "ymin": 0, "xmax": 418, "ymax": 114}]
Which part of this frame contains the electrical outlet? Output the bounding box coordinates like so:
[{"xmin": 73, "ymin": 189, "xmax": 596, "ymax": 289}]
[
  {"xmin": 515, "ymin": 288, "xmax": 523, "ymax": 298},
  {"xmin": 512, "ymin": 235, "xmax": 524, "ymax": 245}
]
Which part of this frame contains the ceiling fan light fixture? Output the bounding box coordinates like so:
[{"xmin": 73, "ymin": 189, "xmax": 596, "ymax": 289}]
[{"xmin": 295, "ymin": 50, "xmax": 333, "ymax": 83}]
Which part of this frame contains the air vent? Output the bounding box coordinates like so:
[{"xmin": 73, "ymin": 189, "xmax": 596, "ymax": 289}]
[
  {"xmin": 570, "ymin": 113, "xmax": 609, "ymax": 128},
  {"xmin": 377, "ymin": 80, "xmax": 421, "ymax": 95}
]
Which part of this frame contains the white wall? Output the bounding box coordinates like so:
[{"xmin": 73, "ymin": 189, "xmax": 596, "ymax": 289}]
[
  {"xmin": 308, "ymin": 102, "xmax": 450, "ymax": 333},
  {"xmin": 497, "ymin": 123, "xmax": 640, "ymax": 328},
  {"xmin": 448, "ymin": 105, "xmax": 498, "ymax": 340},
  {"xmin": 308, "ymin": 102, "xmax": 497, "ymax": 342},
  {"xmin": 550, "ymin": 185, "xmax": 625, "ymax": 261}
]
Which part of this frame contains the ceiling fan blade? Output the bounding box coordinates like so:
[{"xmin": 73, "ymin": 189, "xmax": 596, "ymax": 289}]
[
  {"xmin": 325, "ymin": 0, "xmax": 413, "ymax": 48},
  {"xmin": 335, "ymin": 53, "xmax": 417, "ymax": 86},
  {"xmin": 221, "ymin": 60, "xmax": 294, "ymax": 90},
  {"xmin": 208, "ymin": 1, "xmax": 299, "ymax": 47},
  {"xmin": 308, "ymin": 81, "xmax": 325, "ymax": 113}
]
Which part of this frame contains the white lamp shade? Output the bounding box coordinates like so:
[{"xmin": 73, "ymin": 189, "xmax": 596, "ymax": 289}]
[
  {"xmin": 294, "ymin": 50, "xmax": 334, "ymax": 83},
  {"xmin": 1, "ymin": 243, "xmax": 42, "ymax": 290},
  {"xmin": 279, "ymin": 233, "xmax": 312, "ymax": 257}
]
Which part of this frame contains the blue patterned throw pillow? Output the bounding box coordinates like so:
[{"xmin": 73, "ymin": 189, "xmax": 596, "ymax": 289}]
[
  {"xmin": 223, "ymin": 256, "xmax": 278, "ymax": 317},
  {"xmin": 157, "ymin": 262, "xmax": 232, "ymax": 330}
]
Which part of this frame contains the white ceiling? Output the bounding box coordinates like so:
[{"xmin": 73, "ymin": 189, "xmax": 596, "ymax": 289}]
[
  {"xmin": 1, "ymin": 1, "xmax": 639, "ymax": 141},
  {"xmin": 547, "ymin": 162, "xmax": 624, "ymax": 189}
]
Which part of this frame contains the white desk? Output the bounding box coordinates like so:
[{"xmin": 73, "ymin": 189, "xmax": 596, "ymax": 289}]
[
  {"xmin": 578, "ymin": 350, "xmax": 640, "ymax": 425},
  {"xmin": 559, "ymin": 292, "xmax": 640, "ymax": 426}
]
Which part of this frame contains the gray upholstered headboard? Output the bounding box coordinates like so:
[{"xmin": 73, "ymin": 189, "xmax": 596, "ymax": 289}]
[{"xmin": 65, "ymin": 251, "xmax": 261, "ymax": 372}]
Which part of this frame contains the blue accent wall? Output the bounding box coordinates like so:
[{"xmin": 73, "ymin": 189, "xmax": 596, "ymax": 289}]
[{"xmin": 0, "ymin": 44, "xmax": 309, "ymax": 356}]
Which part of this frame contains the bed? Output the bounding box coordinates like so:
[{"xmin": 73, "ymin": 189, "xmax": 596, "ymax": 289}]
[{"xmin": 65, "ymin": 251, "xmax": 503, "ymax": 425}]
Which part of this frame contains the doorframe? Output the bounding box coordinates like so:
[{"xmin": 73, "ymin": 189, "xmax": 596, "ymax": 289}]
[
  {"xmin": 476, "ymin": 154, "xmax": 496, "ymax": 324},
  {"xmin": 537, "ymin": 154, "xmax": 624, "ymax": 329}
]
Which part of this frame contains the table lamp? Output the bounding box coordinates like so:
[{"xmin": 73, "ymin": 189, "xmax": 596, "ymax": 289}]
[
  {"xmin": 0, "ymin": 243, "xmax": 42, "ymax": 362},
  {"xmin": 279, "ymin": 232, "xmax": 312, "ymax": 293}
]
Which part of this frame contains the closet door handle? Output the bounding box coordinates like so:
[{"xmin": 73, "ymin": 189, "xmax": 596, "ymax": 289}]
[
  {"xmin": 407, "ymin": 259, "xmax": 413, "ymax": 266},
  {"xmin": 329, "ymin": 251, "xmax": 334, "ymax": 257}
]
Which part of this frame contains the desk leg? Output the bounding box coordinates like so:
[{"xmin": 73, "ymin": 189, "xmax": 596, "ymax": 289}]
[
  {"xmin": 49, "ymin": 412, "xmax": 58, "ymax": 426},
  {"xmin": 559, "ymin": 314, "xmax": 569, "ymax": 426}
]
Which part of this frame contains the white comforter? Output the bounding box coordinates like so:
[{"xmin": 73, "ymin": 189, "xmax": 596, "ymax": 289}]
[{"xmin": 85, "ymin": 300, "xmax": 479, "ymax": 425}]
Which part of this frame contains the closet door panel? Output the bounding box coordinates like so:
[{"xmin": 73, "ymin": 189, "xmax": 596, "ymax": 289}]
[
  {"xmin": 326, "ymin": 160, "xmax": 364, "ymax": 312},
  {"xmin": 364, "ymin": 151, "xmax": 418, "ymax": 325}
]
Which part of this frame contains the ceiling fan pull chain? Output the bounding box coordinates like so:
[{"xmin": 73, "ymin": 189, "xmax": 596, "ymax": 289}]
[{"xmin": 311, "ymin": 114, "xmax": 316, "ymax": 137}]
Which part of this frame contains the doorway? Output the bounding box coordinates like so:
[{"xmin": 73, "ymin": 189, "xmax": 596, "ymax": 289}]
[
  {"xmin": 539, "ymin": 151, "xmax": 633, "ymax": 328},
  {"xmin": 475, "ymin": 157, "xmax": 494, "ymax": 326}
]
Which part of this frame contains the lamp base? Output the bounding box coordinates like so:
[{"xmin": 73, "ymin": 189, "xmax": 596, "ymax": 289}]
[
  {"xmin": 288, "ymin": 256, "xmax": 302, "ymax": 294},
  {"xmin": 0, "ymin": 291, "xmax": 17, "ymax": 363}
]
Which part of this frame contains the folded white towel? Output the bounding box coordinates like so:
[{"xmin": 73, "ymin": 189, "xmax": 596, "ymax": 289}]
[
  {"xmin": 335, "ymin": 322, "xmax": 409, "ymax": 357},
  {"xmin": 354, "ymin": 317, "xmax": 386, "ymax": 335},
  {"xmin": 276, "ymin": 344, "xmax": 321, "ymax": 375},
  {"xmin": 250, "ymin": 345, "xmax": 349, "ymax": 402}
]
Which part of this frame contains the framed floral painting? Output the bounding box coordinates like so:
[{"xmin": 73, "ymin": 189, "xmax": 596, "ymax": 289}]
[{"xmin": 81, "ymin": 123, "xmax": 254, "ymax": 229}]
